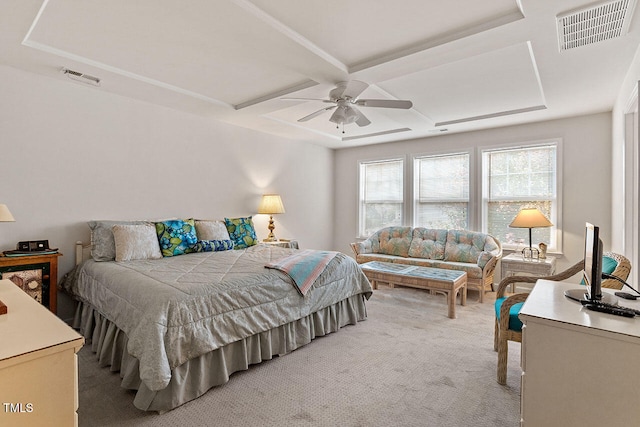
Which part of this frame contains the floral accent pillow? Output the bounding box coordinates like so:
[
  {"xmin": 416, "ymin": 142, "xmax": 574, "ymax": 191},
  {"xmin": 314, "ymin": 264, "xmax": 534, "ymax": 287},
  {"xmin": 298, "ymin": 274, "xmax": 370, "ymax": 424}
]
[
  {"xmin": 155, "ymin": 219, "xmax": 198, "ymax": 257},
  {"xmin": 224, "ymin": 216, "xmax": 258, "ymax": 249},
  {"xmin": 194, "ymin": 239, "xmax": 234, "ymax": 252}
]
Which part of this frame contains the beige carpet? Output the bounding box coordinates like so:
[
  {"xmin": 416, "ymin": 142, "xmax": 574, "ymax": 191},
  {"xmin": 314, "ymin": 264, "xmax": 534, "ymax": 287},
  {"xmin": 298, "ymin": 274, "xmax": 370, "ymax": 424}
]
[{"xmin": 77, "ymin": 286, "xmax": 521, "ymax": 426}]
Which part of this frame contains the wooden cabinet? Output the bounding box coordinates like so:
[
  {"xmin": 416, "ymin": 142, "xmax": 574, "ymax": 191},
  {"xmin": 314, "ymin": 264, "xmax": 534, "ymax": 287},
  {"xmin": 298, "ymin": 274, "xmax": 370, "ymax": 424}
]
[
  {"xmin": 0, "ymin": 279, "xmax": 84, "ymax": 427},
  {"xmin": 0, "ymin": 253, "xmax": 61, "ymax": 314},
  {"xmin": 519, "ymin": 281, "xmax": 640, "ymax": 426}
]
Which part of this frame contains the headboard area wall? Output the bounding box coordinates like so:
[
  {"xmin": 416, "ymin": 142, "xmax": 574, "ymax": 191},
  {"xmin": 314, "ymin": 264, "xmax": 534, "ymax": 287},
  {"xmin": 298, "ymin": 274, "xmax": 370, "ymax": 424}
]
[{"xmin": 0, "ymin": 65, "xmax": 335, "ymax": 321}]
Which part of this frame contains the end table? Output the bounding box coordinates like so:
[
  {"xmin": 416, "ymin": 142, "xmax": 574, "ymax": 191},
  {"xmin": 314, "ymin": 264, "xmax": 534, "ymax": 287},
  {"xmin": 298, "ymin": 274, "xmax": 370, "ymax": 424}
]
[
  {"xmin": 500, "ymin": 252, "xmax": 556, "ymax": 293},
  {"xmin": 0, "ymin": 253, "xmax": 62, "ymax": 314}
]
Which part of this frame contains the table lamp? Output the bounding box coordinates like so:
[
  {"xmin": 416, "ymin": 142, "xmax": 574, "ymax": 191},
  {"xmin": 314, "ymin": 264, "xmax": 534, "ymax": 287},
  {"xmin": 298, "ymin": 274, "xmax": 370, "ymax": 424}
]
[
  {"xmin": 258, "ymin": 194, "xmax": 285, "ymax": 242},
  {"xmin": 0, "ymin": 204, "xmax": 15, "ymax": 222},
  {"xmin": 509, "ymin": 208, "xmax": 552, "ymax": 259}
]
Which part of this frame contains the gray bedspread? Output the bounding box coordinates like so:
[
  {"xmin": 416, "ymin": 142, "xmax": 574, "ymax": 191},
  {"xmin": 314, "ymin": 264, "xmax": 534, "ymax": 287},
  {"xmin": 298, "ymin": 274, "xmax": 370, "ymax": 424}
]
[{"xmin": 65, "ymin": 245, "xmax": 372, "ymax": 392}]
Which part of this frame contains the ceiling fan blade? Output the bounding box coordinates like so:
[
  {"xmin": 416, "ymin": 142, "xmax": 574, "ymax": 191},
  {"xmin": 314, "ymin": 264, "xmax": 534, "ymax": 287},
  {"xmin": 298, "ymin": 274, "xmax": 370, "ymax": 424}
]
[
  {"xmin": 298, "ymin": 106, "xmax": 336, "ymax": 122},
  {"xmin": 281, "ymin": 97, "xmax": 333, "ymax": 103},
  {"xmin": 341, "ymin": 80, "xmax": 369, "ymax": 99},
  {"xmin": 351, "ymin": 106, "xmax": 371, "ymax": 127},
  {"xmin": 331, "ymin": 80, "xmax": 369, "ymax": 100},
  {"xmin": 355, "ymin": 99, "xmax": 413, "ymax": 109}
]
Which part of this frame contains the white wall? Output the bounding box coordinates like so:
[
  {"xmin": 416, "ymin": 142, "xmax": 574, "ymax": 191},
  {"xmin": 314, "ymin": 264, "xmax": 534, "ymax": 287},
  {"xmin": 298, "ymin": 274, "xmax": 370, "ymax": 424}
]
[
  {"xmin": 333, "ymin": 113, "xmax": 612, "ymax": 275},
  {"xmin": 612, "ymin": 42, "xmax": 640, "ymax": 288},
  {"xmin": 0, "ymin": 64, "xmax": 334, "ymax": 320}
]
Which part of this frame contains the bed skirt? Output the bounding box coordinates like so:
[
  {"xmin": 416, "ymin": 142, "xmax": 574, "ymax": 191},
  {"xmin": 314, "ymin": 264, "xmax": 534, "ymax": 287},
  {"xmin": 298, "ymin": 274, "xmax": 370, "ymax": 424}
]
[{"xmin": 74, "ymin": 293, "xmax": 368, "ymax": 413}]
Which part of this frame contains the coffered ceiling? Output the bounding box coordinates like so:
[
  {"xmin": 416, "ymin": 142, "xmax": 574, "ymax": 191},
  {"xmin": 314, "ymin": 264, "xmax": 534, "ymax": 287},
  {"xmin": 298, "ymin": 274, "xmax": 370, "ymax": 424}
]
[{"xmin": 2, "ymin": 0, "xmax": 640, "ymax": 148}]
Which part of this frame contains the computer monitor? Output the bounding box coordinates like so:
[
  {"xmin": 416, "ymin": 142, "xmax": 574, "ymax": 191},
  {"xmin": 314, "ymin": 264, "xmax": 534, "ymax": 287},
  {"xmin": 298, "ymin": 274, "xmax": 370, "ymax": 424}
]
[
  {"xmin": 564, "ymin": 222, "xmax": 617, "ymax": 304},
  {"xmin": 582, "ymin": 222, "xmax": 603, "ymax": 301}
]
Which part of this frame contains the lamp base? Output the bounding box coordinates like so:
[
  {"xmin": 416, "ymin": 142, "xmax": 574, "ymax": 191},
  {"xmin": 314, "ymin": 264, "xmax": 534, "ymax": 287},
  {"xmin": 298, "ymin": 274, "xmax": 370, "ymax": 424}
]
[
  {"xmin": 522, "ymin": 247, "xmax": 539, "ymax": 261},
  {"xmin": 264, "ymin": 215, "xmax": 277, "ymax": 242}
]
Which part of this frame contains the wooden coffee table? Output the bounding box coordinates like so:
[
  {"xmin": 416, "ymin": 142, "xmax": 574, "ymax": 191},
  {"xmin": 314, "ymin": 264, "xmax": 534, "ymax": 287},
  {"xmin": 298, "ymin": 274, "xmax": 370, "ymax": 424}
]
[{"xmin": 360, "ymin": 261, "xmax": 467, "ymax": 319}]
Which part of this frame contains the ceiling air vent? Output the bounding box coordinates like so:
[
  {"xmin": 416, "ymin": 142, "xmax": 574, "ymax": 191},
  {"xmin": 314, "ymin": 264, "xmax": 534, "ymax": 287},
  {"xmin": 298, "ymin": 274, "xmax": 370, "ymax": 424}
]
[
  {"xmin": 557, "ymin": 0, "xmax": 637, "ymax": 51},
  {"xmin": 60, "ymin": 67, "xmax": 101, "ymax": 86}
]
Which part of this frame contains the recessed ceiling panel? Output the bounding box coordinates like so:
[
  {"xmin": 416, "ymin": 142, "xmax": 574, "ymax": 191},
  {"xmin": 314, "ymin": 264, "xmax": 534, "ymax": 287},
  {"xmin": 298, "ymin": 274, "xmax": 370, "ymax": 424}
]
[
  {"xmin": 381, "ymin": 42, "xmax": 545, "ymax": 126},
  {"xmin": 24, "ymin": 0, "xmax": 342, "ymax": 106},
  {"xmin": 248, "ymin": 0, "xmax": 523, "ymax": 68}
]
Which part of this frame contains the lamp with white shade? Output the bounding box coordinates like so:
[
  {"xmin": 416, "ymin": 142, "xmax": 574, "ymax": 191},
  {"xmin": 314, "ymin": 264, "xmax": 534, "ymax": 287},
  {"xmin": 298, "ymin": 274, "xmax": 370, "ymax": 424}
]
[
  {"xmin": 0, "ymin": 204, "xmax": 15, "ymax": 222},
  {"xmin": 257, "ymin": 195, "xmax": 285, "ymax": 242},
  {"xmin": 509, "ymin": 208, "xmax": 553, "ymax": 259}
]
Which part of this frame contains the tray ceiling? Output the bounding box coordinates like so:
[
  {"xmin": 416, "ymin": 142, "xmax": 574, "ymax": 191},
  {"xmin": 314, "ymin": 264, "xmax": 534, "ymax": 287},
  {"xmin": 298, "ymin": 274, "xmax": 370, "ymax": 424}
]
[{"xmin": 2, "ymin": 0, "xmax": 640, "ymax": 148}]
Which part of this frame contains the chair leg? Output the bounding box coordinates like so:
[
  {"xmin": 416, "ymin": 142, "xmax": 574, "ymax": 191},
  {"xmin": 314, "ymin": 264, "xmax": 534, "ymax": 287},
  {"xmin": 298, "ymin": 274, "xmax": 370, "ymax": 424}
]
[
  {"xmin": 494, "ymin": 320, "xmax": 499, "ymax": 352},
  {"xmin": 497, "ymin": 334, "xmax": 508, "ymax": 385}
]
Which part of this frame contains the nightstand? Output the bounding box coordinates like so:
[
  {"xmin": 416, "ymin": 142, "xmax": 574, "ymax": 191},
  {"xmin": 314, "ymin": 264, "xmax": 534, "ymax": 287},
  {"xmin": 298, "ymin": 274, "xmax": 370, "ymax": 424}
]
[
  {"xmin": 500, "ymin": 252, "xmax": 556, "ymax": 292},
  {"xmin": 0, "ymin": 253, "xmax": 62, "ymax": 314},
  {"xmin": 261, "ymin": 240, "xmax": 299, "ymax": 249}
]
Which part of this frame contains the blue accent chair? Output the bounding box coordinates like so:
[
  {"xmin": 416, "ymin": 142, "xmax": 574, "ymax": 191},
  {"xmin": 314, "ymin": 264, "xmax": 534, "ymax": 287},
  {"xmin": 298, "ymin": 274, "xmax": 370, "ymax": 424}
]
[{"xmin": 494, "ymin": 252, "xmax": 631, "ymax": 385}]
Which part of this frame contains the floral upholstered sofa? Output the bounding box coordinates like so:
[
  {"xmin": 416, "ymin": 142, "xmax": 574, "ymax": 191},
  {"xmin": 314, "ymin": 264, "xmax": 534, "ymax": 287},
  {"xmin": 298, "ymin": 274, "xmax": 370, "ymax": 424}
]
[{"xmin": 351, "ymin": 227, "xmax": 502, "ymax": 302}]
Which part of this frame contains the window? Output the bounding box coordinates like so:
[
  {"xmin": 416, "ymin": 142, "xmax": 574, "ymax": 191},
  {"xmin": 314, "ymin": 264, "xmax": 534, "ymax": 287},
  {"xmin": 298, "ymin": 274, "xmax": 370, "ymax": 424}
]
[
  {"xmin": 414, "ymin": 153, "xmax": 469, "ymax": 229},
  {"xmin": 359, "ymin": 159, "xmax": 403, "ymax": 237},
  {"xmin": 482, "ymin": 143, "xmax": 558, "ymax": 250}
]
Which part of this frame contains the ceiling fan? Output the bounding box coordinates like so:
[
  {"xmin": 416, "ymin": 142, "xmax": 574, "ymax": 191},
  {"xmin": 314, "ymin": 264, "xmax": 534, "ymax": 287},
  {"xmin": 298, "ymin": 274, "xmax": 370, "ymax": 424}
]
[{"xmin": 283, "ymin": 80, "xmax": 413, "ymax": 130}]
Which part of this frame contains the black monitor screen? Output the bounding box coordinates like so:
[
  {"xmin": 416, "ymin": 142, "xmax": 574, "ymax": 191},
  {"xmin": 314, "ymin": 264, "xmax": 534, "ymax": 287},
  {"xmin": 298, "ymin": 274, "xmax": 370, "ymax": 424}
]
[{"xmin": 583, "ymin": 222, "xmax": 603, "ymax": 300}]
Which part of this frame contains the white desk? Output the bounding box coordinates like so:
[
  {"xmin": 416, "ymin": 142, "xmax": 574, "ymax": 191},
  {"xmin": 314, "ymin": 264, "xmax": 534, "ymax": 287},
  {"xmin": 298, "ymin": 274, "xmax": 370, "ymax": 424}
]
[
  {"xmin": 519, "ymin": 280, "xmax": 640, "ymax": 427},
  {"xmin": 0, "ymin": 279, "xmax": 84, "ymax": 426}
]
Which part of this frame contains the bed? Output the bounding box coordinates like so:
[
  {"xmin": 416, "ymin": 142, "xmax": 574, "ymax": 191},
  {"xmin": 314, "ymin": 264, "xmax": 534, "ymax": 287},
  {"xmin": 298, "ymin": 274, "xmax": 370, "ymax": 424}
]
[{"xmin": 62, "ymin": 231, "xmax": 372, "ymax": 413}]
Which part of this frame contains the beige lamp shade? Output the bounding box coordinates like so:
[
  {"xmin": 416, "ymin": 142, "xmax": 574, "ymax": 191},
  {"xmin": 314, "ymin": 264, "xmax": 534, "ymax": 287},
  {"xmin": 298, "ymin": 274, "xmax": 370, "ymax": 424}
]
[
  {"xmin": 0, "ymin": 204, "xmax": 15, "ymax": 222},
  {"xmin": 258, "ymin": 194, "xmax": 285, "ymax": 215},
  {"xmin": 509, "ymin": 208, "xmax": 553, "ymax": 228},
  {"xmin": 509, "ymin": 208, "xmax": 552, "ymax": 251}
]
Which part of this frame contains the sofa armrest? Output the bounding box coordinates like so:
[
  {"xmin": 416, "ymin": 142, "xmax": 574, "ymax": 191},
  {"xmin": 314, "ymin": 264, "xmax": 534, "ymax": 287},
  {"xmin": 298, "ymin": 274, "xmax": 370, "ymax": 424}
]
[{"xmin": 350, "ymin": 240, "xmax": 372, "ymax": 256}]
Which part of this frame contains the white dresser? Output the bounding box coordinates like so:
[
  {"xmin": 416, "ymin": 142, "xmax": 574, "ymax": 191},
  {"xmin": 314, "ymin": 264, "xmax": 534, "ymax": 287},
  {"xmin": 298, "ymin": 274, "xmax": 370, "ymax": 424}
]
[
  {"xmin": 519, "ymin": 280, "xmax": 640, "ymax": 427},
  {"xmin": 0, "ymin": 279, "xmax": 84, "ymax": 427}
]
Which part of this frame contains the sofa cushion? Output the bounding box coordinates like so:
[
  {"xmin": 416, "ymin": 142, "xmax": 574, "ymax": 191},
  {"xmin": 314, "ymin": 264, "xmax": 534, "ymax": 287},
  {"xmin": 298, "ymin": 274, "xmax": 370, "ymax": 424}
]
[
  {"xmin": 356, "ymin": 253, "xmax": 407, "ymax": 265},
  {"xmin": 444, "ymin": 230, "xmax": 489, "ymax": 263},
  {"xmin": 477, "ymin": 251, "xmax": 493, "ymax": 269},
  {"xmin": 408, "ymin": 228, "xmax": 447, "ymax": 259},
  {"xmin": 371, "ymin": 227, "xmax": 412, "ymax": 257}
]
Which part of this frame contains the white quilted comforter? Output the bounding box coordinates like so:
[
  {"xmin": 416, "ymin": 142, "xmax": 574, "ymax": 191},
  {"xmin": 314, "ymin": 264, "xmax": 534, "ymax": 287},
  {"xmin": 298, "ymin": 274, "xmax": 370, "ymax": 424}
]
[{"xmin": 65, "ymin": 245, "xmax": 372, "ymax": 391}]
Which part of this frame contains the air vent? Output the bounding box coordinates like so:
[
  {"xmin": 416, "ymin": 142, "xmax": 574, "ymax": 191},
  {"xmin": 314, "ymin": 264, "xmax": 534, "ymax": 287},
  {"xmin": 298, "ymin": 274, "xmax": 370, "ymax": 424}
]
[
  {"xmin": 60, "ymin": 67, "xmax": 101, "ymax": 86},
  {"xmin": 557, "ymin": 0, "xmax": 637, "ymax": 51}
]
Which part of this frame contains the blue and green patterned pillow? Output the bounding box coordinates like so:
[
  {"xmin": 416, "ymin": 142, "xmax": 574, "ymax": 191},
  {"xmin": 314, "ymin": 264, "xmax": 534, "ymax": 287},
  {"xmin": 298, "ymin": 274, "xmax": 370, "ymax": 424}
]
[
  {"xmin": 224, "ymin": 216, "xmax": 258, "ymax": 249},
  {"xmin": 155, "ymin": 219, "xmax": 198, "ymax": 257},
  {"xmin": 194, "ymin": 239, "xmax": 234, "ymax": 252}
]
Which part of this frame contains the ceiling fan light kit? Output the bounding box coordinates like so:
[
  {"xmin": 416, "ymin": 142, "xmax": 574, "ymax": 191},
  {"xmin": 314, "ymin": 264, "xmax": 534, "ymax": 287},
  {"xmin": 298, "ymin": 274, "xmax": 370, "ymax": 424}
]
[{"xmin": 285, "ymin": 80, "xmax": 412, "ymax": 132}]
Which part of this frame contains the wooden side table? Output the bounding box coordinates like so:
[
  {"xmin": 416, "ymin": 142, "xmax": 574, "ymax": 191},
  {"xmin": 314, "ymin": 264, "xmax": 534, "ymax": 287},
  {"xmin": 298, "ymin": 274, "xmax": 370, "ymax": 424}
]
[
  {"xmin": 500, "ymin": 253, "xmax": 556, "ymax": 293},
  {"xmin": 0, "ymin": 253, "xmax": 62, "ymax": 314}
]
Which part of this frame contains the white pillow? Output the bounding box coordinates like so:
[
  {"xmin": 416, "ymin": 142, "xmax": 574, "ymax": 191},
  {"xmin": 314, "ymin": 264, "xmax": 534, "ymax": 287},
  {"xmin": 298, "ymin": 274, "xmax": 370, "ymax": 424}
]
[
  {"xmin": 195, "ymin": 220, "xmax": 231, "ymax": 241},
  {"xmin": 112, "ymin": 224, "xmax": 162, "ymax": 262}
]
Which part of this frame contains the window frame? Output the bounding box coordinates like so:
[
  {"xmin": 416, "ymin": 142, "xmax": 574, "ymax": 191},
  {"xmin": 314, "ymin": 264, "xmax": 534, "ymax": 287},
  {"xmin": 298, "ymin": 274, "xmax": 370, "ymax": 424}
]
[
  {"xmin": 480, "ymin": 139, "xmax": 563, "ymax": 253},
  {"xmin": 354, "ymin": 140, "xmax": 563, "ymax": 254},
  {"xmin": 357, "ymin": 156, "xmax": 407, "ymax": 238},
  {"xmin": 412, "ymin": 151, "xmax": 472, "ymax": 230}
]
